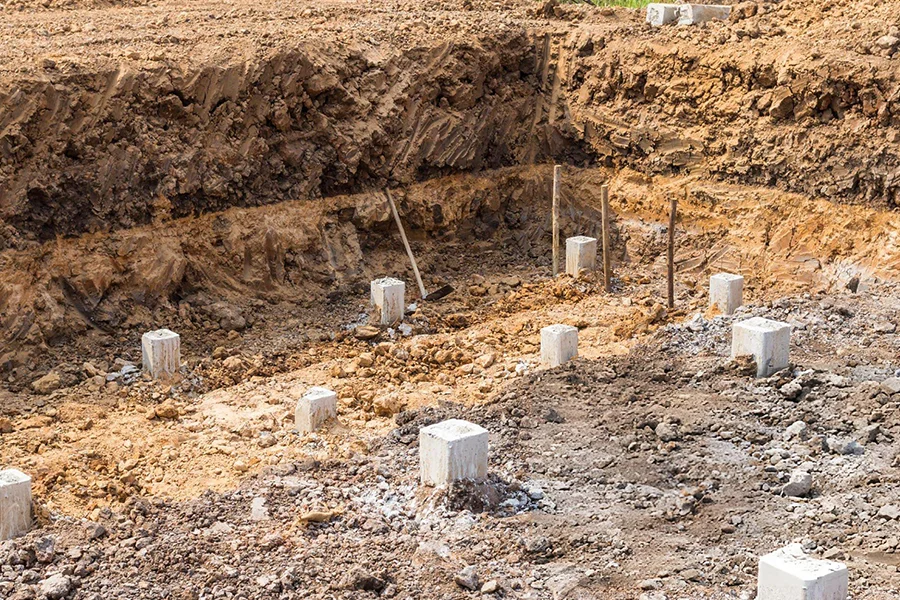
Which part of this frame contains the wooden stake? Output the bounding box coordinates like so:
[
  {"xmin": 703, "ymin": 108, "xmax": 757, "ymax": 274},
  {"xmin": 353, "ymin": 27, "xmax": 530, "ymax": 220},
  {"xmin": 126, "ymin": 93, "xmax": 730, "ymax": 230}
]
[
  {"xmin": 385, "ymin": 189, "xmax": 427, "ymax": 300},
  {"xmin": 667, "ymin": 196, "xmax": 677, "ymax": 309},
  {"xmin": 552, "ymin": 165, "xmax": 561, "ymax": 276},
  {"xmin": 601, "ymin": 184, "xmax": 611, "ymax": 292}
]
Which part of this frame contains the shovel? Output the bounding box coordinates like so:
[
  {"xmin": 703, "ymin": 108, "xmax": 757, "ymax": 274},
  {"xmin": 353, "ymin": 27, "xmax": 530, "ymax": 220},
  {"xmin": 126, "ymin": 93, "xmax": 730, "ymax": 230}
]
[{"xmin": 385, "ymin": 189, "xmax": 454, "ymax": 302}]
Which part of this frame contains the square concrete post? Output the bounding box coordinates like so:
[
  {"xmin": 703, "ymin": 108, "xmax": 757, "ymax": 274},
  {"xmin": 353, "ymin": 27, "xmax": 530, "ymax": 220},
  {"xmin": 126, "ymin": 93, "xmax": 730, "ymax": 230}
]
[
  {"xmin": 0, "ymin": 469, "xmax": 32, "ymax": 540},
  {"xmin": 295, "ymin": 387, "xmax": 337, "ymax": 434},
  {"xmin": 646, "ymin": 3, "xmax": 679, "ymax": 26},
  {"xmin": 677, "ymin": 4, "xmax": 732, "ymax": 25},
  {"xmin": 371, "ymin": 278, "xmax": 405, "ymax": 325},
  {"xmin": 758, "ymin": 544, "xmax": 848, "ymax": 600},
  {"xmin": 566, "ymin": 236, "xmax": 598, "ymax": 278},
  {"xmin": 710, "ymin": 273, "xmax": 744, "ymax": 315},
  {"xmin": 732, "ymin": 317, "xmax": 790, "ymax": 378},
  {"xmin": 541, "ymin": 324, "xmax": 578, "ymax": 367},
  {"xmin": 141, "ymin": 329, "xmax": 181, "ymax": 379},
  {"xmin": 419, "ymin": 419, "xmax": 489, "ymax": 486}
]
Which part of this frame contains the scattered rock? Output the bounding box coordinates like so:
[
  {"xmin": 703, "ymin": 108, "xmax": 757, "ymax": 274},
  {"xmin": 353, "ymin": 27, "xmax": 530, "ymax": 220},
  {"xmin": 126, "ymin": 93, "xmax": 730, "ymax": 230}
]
[
  {"xmin": 39, "ymin": 574, "xmax": 72, "ymax": 600},
  {"xmin": 455, "ymin": 565, "xmax": 480, "ymax": 591},
  {"xmin": 655, "ymin": 422, "xmax": 681, "ymax": 442},
  {"xmin": 154, "ymin": 400, "xmax": 179, "ymax": 419},
  {"xmin": 782, "ymin": 470, "xmax": 812, "ymax": 498},
  {"xmin": 877, "ymin": 505, "xmax": 900, "ymax": 520},
  {"xmin": 31, "ymin": 372, "xmax": 61, "ymax": 395}
]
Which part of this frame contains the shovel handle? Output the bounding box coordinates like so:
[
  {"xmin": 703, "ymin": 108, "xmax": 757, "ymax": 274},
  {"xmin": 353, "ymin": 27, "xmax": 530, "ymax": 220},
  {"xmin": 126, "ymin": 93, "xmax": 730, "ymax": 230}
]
[{"xmin": 385, "ymin": 189, "xmax": 428, "ymax": 300}]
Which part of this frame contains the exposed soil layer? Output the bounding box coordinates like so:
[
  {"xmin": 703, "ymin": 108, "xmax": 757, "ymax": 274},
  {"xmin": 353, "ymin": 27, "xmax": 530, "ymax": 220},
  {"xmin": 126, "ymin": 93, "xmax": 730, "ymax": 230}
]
[
  {"xmin": 3, "ymin": 0, "xmax": 900, "ymax": 598},
  {"xmin": 3, "ymin": 0, "xmax": 900, "ymax": 243}
]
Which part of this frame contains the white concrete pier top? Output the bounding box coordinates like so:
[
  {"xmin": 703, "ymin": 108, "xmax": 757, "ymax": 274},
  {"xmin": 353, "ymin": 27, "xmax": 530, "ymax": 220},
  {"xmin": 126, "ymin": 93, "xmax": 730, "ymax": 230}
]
[
  {"xmin": 710, "ymin": 272, "xmax": 744, "ymax": 315},
  {"xmin": 566, "ymin": 236, "xmax": 598, "ymax": 278},
  {"xmin": 646, "ymin": 3, "xmax": 679, "ymax": 26},
  {"xmin": 541, "ymin": 324, "xmax": 579, "ymax": 368},
  {"xmin": 758, "ymin": 543, "xmax": 848, "ymax": 600},
  {"xmin": 0, "ymin": 469, "xmax": 32, "ymax": 540},
  {"xmin": 371, "ymin": 277, "xmax": 406, "ymax": 325},
  {"xmin": 677, "ymin": 4, "xmax": 732, "ymax": 25},
  {"xmin": 141, "ymin": 329, "xmax": 181, "ymax": 379},
  {"xmin": 295, "ymin": 386, "xmax": 338, "ymax": 434},
  {"xmin": 419, "ymin": 419, "xmax": 489, "ymax": 486},
  {"xmin": 732, "ymin": 317, "xmax": 791, "ymax": 378}
]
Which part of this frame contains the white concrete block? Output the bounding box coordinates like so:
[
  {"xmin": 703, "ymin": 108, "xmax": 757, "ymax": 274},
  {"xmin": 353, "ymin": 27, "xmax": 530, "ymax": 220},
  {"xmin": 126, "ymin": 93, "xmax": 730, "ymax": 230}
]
[
  {"xmin": 758, "ymin": 544, "xmax": 848, "ymax": 600},
  {"xmin": 419, "ymin": 419, "xmax": 489, "ymax": 486},
  {"xmin": 0, "ymin": 469, "xmax": 32, "ymax": 540},
  {"xmin": 677, "ymin": 4, "xmax": 732, "ymax": 25},
  {"xmin": 141, "ymin": 329, "xmax": 181, "ymax": 379},
  {"xmin": 710, "ymin": 272, "xmax": 744, "ymax": 315},
  {"xmin": 295, "ymin": 386, "xmax": 337, "ymax": 434},
  {"xmin": 541, "ymin": 324, "xmax": 578, "ymax": 367},
  {"xmin": 646, "ymin": 3, "xmax": 679, "ymax": 26},
  {"xmin": 371, "ymin": 277, "xmax": 405, "ymax": 325},
  {"xmin": 732, "ymin": 317, "xmax": 791, "ymax": 378},
  {"xmin": 566, "ymin": 236, "xmax": 598, "ymax": 278}
]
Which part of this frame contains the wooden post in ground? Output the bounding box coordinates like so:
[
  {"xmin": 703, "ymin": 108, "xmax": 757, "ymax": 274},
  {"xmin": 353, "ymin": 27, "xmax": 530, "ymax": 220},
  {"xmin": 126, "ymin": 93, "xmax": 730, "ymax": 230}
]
[
  {"xmin": 552, "ymin": 165, "xmax": 561, "ymax": 276},
  {"xmin": 601, "ymin": 184, "xmax": 611, "ymax": 292},
  {"xmin": 667, "ymin": 196, "xmax": 677, "ymax": 309}
]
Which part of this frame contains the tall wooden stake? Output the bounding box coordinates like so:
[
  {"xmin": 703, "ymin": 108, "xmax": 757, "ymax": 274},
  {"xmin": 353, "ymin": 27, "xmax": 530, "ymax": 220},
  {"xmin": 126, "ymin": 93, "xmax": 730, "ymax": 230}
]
[
  {"xmin": 385, "ymin": 189, "xmax": 427, "ymax": 300},
  {"xmin": 667, "ymin": 196, "xmax": 677, "ymax": 309},
  {"xmin": 601, "ymin": 184, "xmax": 611, "ymax": 292},
  {"xmin": 552, "ymin": 165, "xmax": 561, "ymax": 276}
]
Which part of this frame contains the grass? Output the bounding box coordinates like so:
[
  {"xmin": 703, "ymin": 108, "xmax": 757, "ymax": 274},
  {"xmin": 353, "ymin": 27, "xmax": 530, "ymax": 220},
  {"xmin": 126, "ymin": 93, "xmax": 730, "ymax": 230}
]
[{"xmin": 562, "ymin": 0, "xmax": 652, "ymax": 8}]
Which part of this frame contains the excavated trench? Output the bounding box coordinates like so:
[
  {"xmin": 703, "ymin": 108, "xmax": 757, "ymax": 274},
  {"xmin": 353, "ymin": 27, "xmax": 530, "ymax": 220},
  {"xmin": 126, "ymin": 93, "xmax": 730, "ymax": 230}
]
[{"xmin": 2, "ymin": 18, "xmax": 900, "ymax": 380}]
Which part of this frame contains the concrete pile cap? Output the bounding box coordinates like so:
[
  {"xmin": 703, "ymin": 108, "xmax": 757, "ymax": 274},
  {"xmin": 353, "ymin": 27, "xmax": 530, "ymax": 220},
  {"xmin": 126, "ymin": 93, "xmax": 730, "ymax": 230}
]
[
  {"xmin": 420, "ymin": 419, "xmax": 488, "ymax": 442},
  {"xmin": 0, "ymin": 469, "xmax": 31, "ymax": 486},
  {"xmin": 302, "ymin": 386, "xmax": 335, "ymax": 400},
  {"xmin": 712, "ymin": 272, "xmax": 743, "ymax": 282},
  {"xmin": 372, "ymin": 277, "xmax": 404, "ymax": 287},
  {"xmin": 761, "ymin": 544, "xmax": 846, "ymax": 577},
  {"xmin": 542, "ymin": 324, "xmax": 577, "ymax": 335},
  {"xmin": 144, "ymin": 329, "xmax": 179, "ymax": 340},
  {"xmin": 738, "ymin": 316, "xmax": 791, "ymax": 332}
]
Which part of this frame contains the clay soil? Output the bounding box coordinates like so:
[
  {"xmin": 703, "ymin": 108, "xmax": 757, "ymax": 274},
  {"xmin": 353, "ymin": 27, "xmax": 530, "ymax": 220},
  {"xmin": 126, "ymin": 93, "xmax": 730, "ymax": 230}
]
[{"xmin": 3, "ymin": 0, "xmax": 900, "ymax": 598}]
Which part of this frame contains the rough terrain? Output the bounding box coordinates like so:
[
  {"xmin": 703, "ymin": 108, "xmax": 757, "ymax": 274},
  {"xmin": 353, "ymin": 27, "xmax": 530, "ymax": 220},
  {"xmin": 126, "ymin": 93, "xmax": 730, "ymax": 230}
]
[{"xmin": 3, "ymin": 0, "xmax": 900, "ymax": 598}]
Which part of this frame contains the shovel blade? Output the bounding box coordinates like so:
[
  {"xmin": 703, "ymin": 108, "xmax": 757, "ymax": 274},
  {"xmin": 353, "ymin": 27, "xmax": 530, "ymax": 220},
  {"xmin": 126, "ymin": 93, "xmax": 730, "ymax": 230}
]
[{"xmin": 423, "ymin": 285, "xmax": 454, "ymax": 302}]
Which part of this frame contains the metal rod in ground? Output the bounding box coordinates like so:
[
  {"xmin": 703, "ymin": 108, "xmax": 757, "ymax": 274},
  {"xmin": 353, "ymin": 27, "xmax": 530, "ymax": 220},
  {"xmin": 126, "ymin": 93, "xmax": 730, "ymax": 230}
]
[
  {"xmin": 385, "ymin": 189, "xmax": 428, "ymax": 300},
  {"xmin": 667, "ymin": 196, "xmax": 677, "ymax": 309},
  {"xmin": 601, "ymin": 184, "xmax": 611, "ymax": 292},
  {"xmin": 552, "ymin": 165, "xmax": 561, "ymax": 276}
]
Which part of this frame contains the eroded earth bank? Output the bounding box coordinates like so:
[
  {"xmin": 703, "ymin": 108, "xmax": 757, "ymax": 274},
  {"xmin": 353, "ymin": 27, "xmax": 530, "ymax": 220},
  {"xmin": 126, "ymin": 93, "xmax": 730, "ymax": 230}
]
[{"xmin": 2, "ymin": 0, "xmax": 900, "ymax": 598}]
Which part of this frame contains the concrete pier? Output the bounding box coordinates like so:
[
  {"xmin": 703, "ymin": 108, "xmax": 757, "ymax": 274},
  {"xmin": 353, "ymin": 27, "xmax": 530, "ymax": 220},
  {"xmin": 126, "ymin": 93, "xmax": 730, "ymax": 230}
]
[
  {"xmin": 541, "ymin": 324, "xmax": 578, "ymax": 367},
  {"xmin": 732, "ymin": 317, "xmax": 790, "ymax": 377},
  {"xmin": 371, "ymin": 278, "xmax": 406, "ymax": 325},
  {"xmin": 566, "ymin": 236, "xmax": 598, "ymax": 278},
  {"xmin": 677, "ymin": 4, "xmax": 732, "ymax": 25},
  {"xmin": 710, "ymin": 273, "xmax": 744, "ymax": 315},
  {"xmin": 0, "ymin": 469, "xmax": 32, "ymax": 540},
  {"xmin": 295, "ymin": 387, "xmax": 338, "ymax": 434},
  {"xmin": 141, "ymin": 329, "xmax": 181, "ymax": 379},
  {"xmin": 419, "ymin": 419, "xmax": 489, "ymax": 486},
  {"xmin": 646, "ymin": 3, "xmax": 679, "ymax": 26},
  {"xmin": 758, "ymin": 544, "xmax": 848, "ymax": 600}
]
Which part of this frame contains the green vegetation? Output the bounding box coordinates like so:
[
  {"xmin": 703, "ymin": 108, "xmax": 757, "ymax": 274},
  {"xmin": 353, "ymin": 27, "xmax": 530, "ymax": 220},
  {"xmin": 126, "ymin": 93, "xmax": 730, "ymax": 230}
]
[{"xmin": 564, "ymin": 0, "xmax": 652, "ymax": 8}]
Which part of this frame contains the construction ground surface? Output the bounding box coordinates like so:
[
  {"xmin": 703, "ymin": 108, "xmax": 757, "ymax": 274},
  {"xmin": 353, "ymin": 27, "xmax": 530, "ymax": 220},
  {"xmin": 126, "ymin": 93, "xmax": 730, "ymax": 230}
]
[{"xmin": 3, "ymin": 0, "xmax": 900, "ymax": 598}]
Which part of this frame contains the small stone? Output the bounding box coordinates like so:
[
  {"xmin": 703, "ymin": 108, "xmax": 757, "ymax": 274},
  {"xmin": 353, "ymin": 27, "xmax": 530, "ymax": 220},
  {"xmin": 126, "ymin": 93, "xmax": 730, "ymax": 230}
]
[
  {"xmin": 826, "ymin": 437, "xmax": 863, "ymax": 455},
  {"xmin": 222, "ymin": 356, "xmax": 244, "ymax": 371},
  {"xmin": 779, "ymin": 381, "xmax": 803, "ymax": 400},
  {"xmin": 880, "ymin": 377, "xmax": 900, "ymax": 395},
  {"xmin": 877, "ymin": 505, "xmax": 900, "ymax": 520},
  {"xmin": 39, "ymin": 574, "xmax": 72, "ymax": 600},
  {"xmin": 781, "ymin": 470, "xmax": 812, "ymax": 498},
  {"xmin": 655, "ymin": 422, "xmax": 681, "ymax": 442},
  {"xmin": 0, "ymin": 417, "xmax": 13, "ymax": 433},
  {"xmin": 31, "ymin": 372, "xmax": 61, "ymax": 394},
  {"xmin": 455, "ymin": 565, "xmax": 480, "ymax": 591},
  {"xmin": 154, "ymin": 400, "xmax": 179, "ymax": 419},
  {"xmin": 784, "ymin": 420, "xmax": 808, "ymax": 440},
  {"xmin": 875, "ymin": 35, "xmax": 899, "ymax": 50},
  {"xmin": 873, "ymin": 321, "xmax": 896, "ymax": 333},
  {"xmin": 299, "ymin": 510, "xmax": 334, "ymax": 523},
  {"xmin": 355, "ymin": 325, "xmax": 381, "ymax": 340},
  {"xmin": 481, "ymin": 580, "xmax": 499, "ymax": 594}
]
